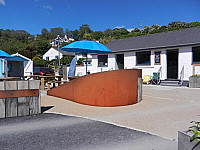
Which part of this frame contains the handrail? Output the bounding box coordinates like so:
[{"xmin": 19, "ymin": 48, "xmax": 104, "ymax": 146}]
[
  {"xmin": 157, "ymin": 66, "xmax": 162, "ymax": 84},
  {"xmin": 179, "ymin": 65, "xmax": 184, "ymax": 85}
]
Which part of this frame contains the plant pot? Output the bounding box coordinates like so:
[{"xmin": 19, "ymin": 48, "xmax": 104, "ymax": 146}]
[
  {"xmin": 178, "ymin": 131, "xmax": 200, "ymax": 150},
  {"xmin": 189, "ymin": 76, "xmax": 200, "ymax": 88}
]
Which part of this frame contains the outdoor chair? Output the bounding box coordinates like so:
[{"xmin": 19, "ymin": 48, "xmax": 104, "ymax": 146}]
[
  {"xmin": 151, "ymin": 72, "xmax": 160, "ymax": 85},
  {"xmin": 142, "ymin": 75, "xmax": 151, "ymax": 84}
]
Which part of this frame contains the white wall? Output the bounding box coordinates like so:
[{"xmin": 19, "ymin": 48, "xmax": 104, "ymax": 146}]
[
  {"xmin": 74, "ymin": 47, "xmax": 194, "ymax": 81},
  {"xmin": 24, "ymin": 60, "xmax": 33, "ymax": 76},
  {"xmin": 179, "ymin": 47, "xmax": 193, "ymax": 80},
  {"xmin": 43, "ymin": 48, "xmax": 63, "ymax": 61}
]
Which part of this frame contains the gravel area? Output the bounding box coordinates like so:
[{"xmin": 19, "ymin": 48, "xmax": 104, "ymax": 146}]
[
  {"xmin": 0, "ymin": 113, "xmax": 177, "ymax": 150},
  {"xmin": 42, "ymin": 85, "xmax": 200, "ymax": 141}
]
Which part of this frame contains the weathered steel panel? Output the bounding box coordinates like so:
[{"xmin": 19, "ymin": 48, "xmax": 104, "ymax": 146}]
[
  {"xmin": 0, "ymin": 89, "xmax": 39, "ymax": 98},
  {"xmin": 48, "ymin": 69, "xmax": 142, "ymax": 107}
]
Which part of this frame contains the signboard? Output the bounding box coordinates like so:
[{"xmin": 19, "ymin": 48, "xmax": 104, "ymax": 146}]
[
  {"xmin": 155, "ymin": 51, "xmax": 161, "ymax": 64},
  {"xmin": 195, "ymin": 66, "xmax": 200, "ymax": 75}
]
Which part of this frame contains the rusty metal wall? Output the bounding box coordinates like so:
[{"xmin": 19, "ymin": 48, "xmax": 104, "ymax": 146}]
[{"xmin": 48, "ymin": 69, "xmax": 142, "ymax": 107}]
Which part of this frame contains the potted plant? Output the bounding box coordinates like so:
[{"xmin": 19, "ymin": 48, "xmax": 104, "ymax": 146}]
[
  {"xmin": 189, "ymin": 75, "xmax": 200, "ymax": 88},
  {"xmin": 178, "ymin": 121, "xmax": 200, "ymax": 150}
]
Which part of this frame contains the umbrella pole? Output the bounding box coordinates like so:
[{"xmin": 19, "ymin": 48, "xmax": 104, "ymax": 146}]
[{"xmin": 86, "ymin": 53, "xmax": 88, "ymax": 75}]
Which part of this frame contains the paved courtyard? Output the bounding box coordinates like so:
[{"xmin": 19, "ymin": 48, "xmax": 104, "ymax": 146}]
[
  {"xmin": 41, "ymin": 85, "xmax": 200, "ymax": 141},
  {"xmin": 0, "ymin": 113, "xmax": 176, "ymax": 150}
]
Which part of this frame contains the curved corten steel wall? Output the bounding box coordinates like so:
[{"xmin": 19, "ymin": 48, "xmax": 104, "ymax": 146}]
[{"xmin": 47, "ymin": 69, "xmax": 142, "ymax": 107}]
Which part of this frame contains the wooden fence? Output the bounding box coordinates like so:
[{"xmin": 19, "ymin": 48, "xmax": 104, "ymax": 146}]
[{"xmin": 0, "ymin": 80, "xmax": 40, "ymax": 118}]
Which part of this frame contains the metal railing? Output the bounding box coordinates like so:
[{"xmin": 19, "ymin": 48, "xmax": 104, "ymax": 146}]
[
  {"xmin": 179, "ymin": 65, "xmax": 184, "ymax": 85},
  {"xmin": 157, "ymin": 66, "xmax": 162, "ymax": 84}
]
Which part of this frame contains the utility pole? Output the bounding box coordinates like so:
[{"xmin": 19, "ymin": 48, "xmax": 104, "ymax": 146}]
[
  {"xmin": 140, "ymin": 21, "xmax": 143, "ymax": 30},
  {"xmin": 55, "ymin": 35, "xmax": 63, "ymax": 69}
]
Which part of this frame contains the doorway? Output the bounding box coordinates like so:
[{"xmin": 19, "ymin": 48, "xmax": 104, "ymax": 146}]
[
  {"xmin": 167, "ymin": 50, "xmax": 178, "ymax": 79},
  {"xmin": 116, "ymin": 54, "xmax": 124, "ymax": 70}
]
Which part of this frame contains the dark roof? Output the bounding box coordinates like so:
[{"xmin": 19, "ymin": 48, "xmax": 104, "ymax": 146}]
[
  {"xmin": 106, "ymin": 27, "xmax": 200, "ymax": 52},
  {"xmin": 53, "ymin": 47, "xmax": 75, "ymax": 56}
]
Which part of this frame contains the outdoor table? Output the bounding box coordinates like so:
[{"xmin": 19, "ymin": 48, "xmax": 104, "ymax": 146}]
[
  {"xmin": 0, "ymin": 77, "xmax": 20, "ymax": 81},
  {"xmin": 23, "ymin": 75, "xmax": 40, "ymax": 80},
  {"xmin": 40, "ymin": 75, "xmax": 63, "ymax": 90}
]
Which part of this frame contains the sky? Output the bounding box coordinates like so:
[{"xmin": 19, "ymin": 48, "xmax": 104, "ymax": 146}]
[{"xmin": 0, "ymin": 0, "xmax": 200, "ymax": 35}]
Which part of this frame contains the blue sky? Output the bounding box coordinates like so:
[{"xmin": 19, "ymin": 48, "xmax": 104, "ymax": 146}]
[{"xmin": 0, "ymin": 0, "xmax": 199, "ymax": 35}]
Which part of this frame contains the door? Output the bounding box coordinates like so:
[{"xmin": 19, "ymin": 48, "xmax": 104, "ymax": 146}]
[
  {"xmin": 167, "ymin": 50, "xmax": 178, "ymax": 79},
  {"xmin": 116, "ymin": 54, "xmax": 124, "ymax": 70}
]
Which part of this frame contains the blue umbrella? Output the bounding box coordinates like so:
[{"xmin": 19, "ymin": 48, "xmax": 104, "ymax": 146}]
[
  {"xmin": 61, "ymin": 40, "xmax": 111, "ymax": 75},
  {"xmin": 0, "ymin": 50, "xmax": 12, "ymax": 58}
]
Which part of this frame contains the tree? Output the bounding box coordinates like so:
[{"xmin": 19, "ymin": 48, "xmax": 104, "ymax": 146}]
[
  {"xmin": 65, "ymin": 28, "xmax": 72, "ymax": 38},
  {"xmin": 78, "ymin": 24, "xmax": 93, "ymax": 40},
  {"xmin": 71, "ymin": 29, "xmax": 79, "ymax": 40},
  {"xmin": 104, "ymin": 29, "xmax": 113, "ymax": 37},
  {"xmin": 92, "ymin": 31, "xmax": 104, "ymax": 40},
  {"xmin": 41, "ymin": 28, "xmax": 50, "ymax": 39},
  {"xmin": 50, "ymin": 27, "xmax": 64, "ymax": 39}
]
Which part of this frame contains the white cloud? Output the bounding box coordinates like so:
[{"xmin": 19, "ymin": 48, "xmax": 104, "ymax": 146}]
[
  {"xmin": 115, "ymin": 25, "xmax": 125, "ymax": 29},
  {"xmin": 0, "ymin": 0, "xmax": 6, "ymax": 6},
  {"xmin": 44, "ymin": 5, "xmax": 53, "ymax": 10}
]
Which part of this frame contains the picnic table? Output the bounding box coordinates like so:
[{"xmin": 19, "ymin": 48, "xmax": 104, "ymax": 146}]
[{"xmin": 40, "ymin": 75, "xmax": 63, "ymax": 90}]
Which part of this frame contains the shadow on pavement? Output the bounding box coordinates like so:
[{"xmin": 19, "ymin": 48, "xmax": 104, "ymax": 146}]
[{"xmin": 41, "ymin": 106, "xmax": 54, "ymax": 113}]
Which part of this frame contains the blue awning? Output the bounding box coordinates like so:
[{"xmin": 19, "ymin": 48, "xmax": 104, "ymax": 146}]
[{"xmin": 7, "ymin": 56, "xmax": 28, "ymax": 61}]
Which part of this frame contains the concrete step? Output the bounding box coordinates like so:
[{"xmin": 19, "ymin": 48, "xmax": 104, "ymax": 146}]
[{"xmin": 160, "ymin": 80, "xmax": 180, "ymax": 86}]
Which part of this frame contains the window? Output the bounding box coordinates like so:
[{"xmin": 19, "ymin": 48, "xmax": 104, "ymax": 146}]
[
  {"xmin": 193, "ymin": 46, "xmax": 200, "ymax": 64},
  {"xmin": 98, "ymin": 55, "xmax": 108, "ymax": 67},
  {"xmin": 136, "ymin": 51, "xmax": 151, "ymax": 65},
  {"xmin": 46, "ymin": 57, "xmax": 49, "ymax": 61},
  {"xmin": 154, "ymin": 51, "xmax": 161, "ymax": 64},
  {"xmin": 55, "ymin": 55, "xmax": 59, "ymax": 59}
]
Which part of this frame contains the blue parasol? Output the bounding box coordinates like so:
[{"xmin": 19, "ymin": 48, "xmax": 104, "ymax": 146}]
[
  {"xmin": 61, "ymin": 40, "xmax": 111, "ymax": 75},
  {"xmin": 0, "ymin": 50, "xmax": 12, "ymax": 58}
]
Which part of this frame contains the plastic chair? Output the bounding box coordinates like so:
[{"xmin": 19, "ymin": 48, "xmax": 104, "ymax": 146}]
[
  {"xmin": 142, "ymin": 75, "xmax": 151, "ymax": 84},
  {"xmin": 151, "ymin": 72, "xmax": 160, "ymax": 84}
]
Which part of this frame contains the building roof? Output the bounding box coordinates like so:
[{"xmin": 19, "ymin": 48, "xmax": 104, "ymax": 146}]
[
  {"xmin": 106, "ymin": 27, "xmax": 200, "ymax": 52},
  {"xmin": 53, "ymin": 47, "xmax": 75, "ymax": 56}
]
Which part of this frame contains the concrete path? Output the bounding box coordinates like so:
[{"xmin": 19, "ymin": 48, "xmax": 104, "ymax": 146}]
[
  {"xmin": 0, "ymin": 113, "xmax": 176, "ymax": 150},
  {"xmin": 41, "ymin": 85, "xmax": 200, "ymax": 141}
]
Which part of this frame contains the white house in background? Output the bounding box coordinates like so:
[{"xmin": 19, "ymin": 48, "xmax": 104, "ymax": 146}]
[
  {"xmin": 75, "ymin": 27, "xmax": 200, "ymax": 86},
  {"xmin": 43, "ymin": 47, "xmax": 92, "ymax": 65},
  {"xmin": 7, "ymin": 53, "xmax": 33, "ymax": 77},
  {"xmin": 43, "ymin": 47, "xmax": 75, "ymax": 61},
  {"xmin": 50, "ymin": 35, "xmax": 75, "ymax": 47}
]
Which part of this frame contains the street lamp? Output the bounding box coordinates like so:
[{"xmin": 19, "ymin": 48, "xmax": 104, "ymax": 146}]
[{"xmin": 55, "ymin": 35, "xmax": 63, "ymax": 68}]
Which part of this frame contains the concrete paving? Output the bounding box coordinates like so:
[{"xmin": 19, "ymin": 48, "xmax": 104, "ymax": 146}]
[
  {"xmin": 0, "ymin": 113, "xmax": 176, "ymax": 150},
  {"xmin": 41, "ymin": 85, "xmax": 200, "ymax": 141}
]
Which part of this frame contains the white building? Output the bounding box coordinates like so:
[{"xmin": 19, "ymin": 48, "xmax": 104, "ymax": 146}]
[
  {"xmin": 50, "ymin": 35, "xmax": 75, "ymax": 47},
  {"xmin": 75, "ymin": 27, "xmax": 200, "ymax": 86},
  {"xmin": 7, "ymin": 53, "xmax": 33, "ymax": 77},
  {"xmin": 43, "ymin": 47, "xmax": 75, "ymax": 61}
]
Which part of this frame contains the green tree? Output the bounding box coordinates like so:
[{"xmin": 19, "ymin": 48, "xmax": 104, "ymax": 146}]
[
  {"xmin": 50, "ymin": 27, "xmax": 64, "ymax": 39},
  {"xmin": 92, "ymin": 31, "xmax": 104, "ymax": 40}
]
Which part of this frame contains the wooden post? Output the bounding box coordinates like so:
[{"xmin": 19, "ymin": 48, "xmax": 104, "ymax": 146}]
[
  {"xmin": 29, "ymin": 80, "xmax": 41, "ymax": 115},
  {"xmin": 40, "ymin": 76, "xmax": 45, "ymax": 90},
  {"xmin": 5, "ymin": 81, "xmax": 18, "ymax": 117},
  {"xmin": 18, "ymin": 81, "xmax": 29, "ymax": 116},
  {"xmin": 63, "ymin": 65, "xmax": 67, "ymax": 80},
  {"xmin": 0, "ymin": 82, "xmax": 5, "ymax": 118}
]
